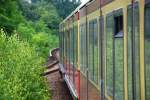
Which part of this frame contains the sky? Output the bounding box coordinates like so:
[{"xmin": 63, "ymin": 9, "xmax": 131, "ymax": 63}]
[
  {"xmin": 81, "ymin": 0, "xmax": 89, "ymax": 3},
  {"xmin": 26, "ymin": 0, "xmax": 88, "ymax": 4}
]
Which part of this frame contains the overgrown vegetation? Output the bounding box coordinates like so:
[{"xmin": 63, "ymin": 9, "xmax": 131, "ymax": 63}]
[
  {"xmin": 0, "ymin": 0, "xmax": 80, "ymax": 99},
  {"xmin": 0, "ymin": 30, "xmax": 50, "ymax": 100}
]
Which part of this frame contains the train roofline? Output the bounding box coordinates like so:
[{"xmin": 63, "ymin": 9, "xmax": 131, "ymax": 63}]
[{"xmin": 60, "ymin": 0, "xmax": 94, "ymax": 25}]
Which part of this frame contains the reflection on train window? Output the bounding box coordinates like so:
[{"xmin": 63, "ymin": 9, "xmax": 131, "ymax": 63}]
[
  {"xmin": 106, "ymin": 14, "xmax": 114, "ymax": 97},
  {"xmin": 88, "ymin": 19, "xmax": 98, "ymax": 85},
  {"xmin": 145, "ymin": 3, "xmax": 150, "ymax": 99},
  {"xmin": 127, "ymin": 4, "xmax": 140, "ymax": 100},
  {"xmin": 114, "ymin": 15, "xmax": 123, "ymax": 38}
]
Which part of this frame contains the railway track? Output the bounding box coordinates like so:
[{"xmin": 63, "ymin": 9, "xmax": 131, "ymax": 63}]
[{"xmin": 43, "ymin": 48, "xmax": 73, "ymax": 100}]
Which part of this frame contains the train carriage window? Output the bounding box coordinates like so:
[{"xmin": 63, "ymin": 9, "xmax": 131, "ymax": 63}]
[
  {"xmin": 83, "ymin": 24, "xmax": 87, "ymax": 74},
  {"xmin": 145, "ymin": 3, "xmax": 150, "ymax": 99},
  {"xmin": 70, "ymin": 28, "xmax": 73, "ymax": 64},
  {"xmin": 88, "ymin": 19, "xmax": 98, "ymax": 84},
  {"xmin": 88, "ymin": 21, "xmax": 94, "ymax": 81},
  {"xmin": 106, "ymin": 13, "xmax": 114, "ymax": 97},
  {"xmin": 93, "ymin": 19, "xmax": 98, "ymax": 84},
  {"xmin": 74, "ymin": 26, "xmax": 78, "ymax": 68},
  {"xmin": 80, "ymin": 24, "xmax": 84, "ymax": 73},
  {"xmin": 80, "ymin": 24, "xmax": 87, "ymax": 74}
]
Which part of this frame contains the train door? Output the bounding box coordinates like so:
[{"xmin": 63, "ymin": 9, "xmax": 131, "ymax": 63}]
[
  {"xmin": 144, "ymin": 1, "xmax": 150, "ymax": 99},
  {"xmin": 105, "ymin": 9, "xmax": 125, "ymax": 100},
  {"xmin": 127, "ymin": 3, "xmax": 141, "ymax": 100}
]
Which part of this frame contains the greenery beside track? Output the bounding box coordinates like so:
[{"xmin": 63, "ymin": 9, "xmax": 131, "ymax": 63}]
[
  {"xmin": 0, "ymin": 30, "xmax": 50, "ymax": 100},
  {"xmin": 0, "ymin": 0, "xmax": 80, "ymax": 99}
]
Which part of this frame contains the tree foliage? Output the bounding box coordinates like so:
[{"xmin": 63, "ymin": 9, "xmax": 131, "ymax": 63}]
[
  {"xmin": 0, "ymin": 0, "xmax": 81, "ymax": 98},
  {"xmin": 0, "ymin": 0, "xmax": 24, "ymax": 33},
  {"xmin": 51, "ymin": 0, "xmax": 81, "ymax": 18}
]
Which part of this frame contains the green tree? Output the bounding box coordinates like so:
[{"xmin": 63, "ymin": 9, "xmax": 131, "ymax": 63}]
[
  {"xmin": 0, "ymin": 0, "xmax": 24, "ymax": 33},
  {"xmin": 51, "ymin": 0, "xmax": 81, "ymax": 18}
]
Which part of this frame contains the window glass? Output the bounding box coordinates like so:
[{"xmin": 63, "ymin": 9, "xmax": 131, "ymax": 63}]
[
  {"xmin": 114, "ymin": 38, "xmax": 124, "ymax": 100},
  {"xmin": 80, "ymin": 24, "xmax": 84, "ymax": 72},
  {"xmin": 93, "ymin": 20, "xmax": 98, "ymax": 84},
  {"xmin": 60, "ymin": 31, "xmax": 63, "ymax": 63},
  {"xmin": 88, "ymin": 21, "xmax": 94, "ymax": 81},
  {"xmin": 62, "ymin": 30, "xmax": 64, "ymax": 65},
  {"xmin": 88, "ymin": 19, "xmax": 98, "ymax": 84},
  {"xmin": 68, "ymin": 29, "xmax": 71, "ymax": 66},
  {"xmin": 100, "ymin": 17, "xmax": 105, "ymax": 98},
  {"xmin": 69, "ymin": 27, "xmax": 73, "ymax": 83},
  {"xmin": 87, "ymin": 19, "xmax": 100, "ymax": 100},
  {"xmin": 70, "ymin": 28, "xmax": 74, "ymax": 64},
  {"xmin": 69, "ymin": 28, "xmax": 71, "ymax": 66},
  {"xmin": 145, "ymin": 3, "xmax": 150, "ymax": 99},
  {"xmin": 74, "ymin": 26, "xmax": 78, "ymax": 68},
  {"xmin": 67, "ymin": 29, "xmax": 70, "ymax": 75},
  {"xmin": 64, "ymin": 29, "xmax": 66, "ymax": 68},
  {"xmin": 83, "ymin": 24, "xmax": 87, "ymax": 74},
  {"xmin": 106, "ymin": 14, "xmax": 114, "ymax": 97},
  {"xmin": 80, "ymin": 24, "xmax": 86, "ymax": 74},
  {"xmin": 64, "ymin": 29, "xmax": 66, "ymax": 70}
]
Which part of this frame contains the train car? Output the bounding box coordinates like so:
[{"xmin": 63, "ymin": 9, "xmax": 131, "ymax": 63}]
[{"xmin": 59, "ymin": 0, "xmax": 150, "ymax": 100}]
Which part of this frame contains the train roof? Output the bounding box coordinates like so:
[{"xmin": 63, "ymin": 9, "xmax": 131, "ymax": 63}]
[{"xmin": 60, "ymin": 0, "xmax": 94, "ymax": 24}]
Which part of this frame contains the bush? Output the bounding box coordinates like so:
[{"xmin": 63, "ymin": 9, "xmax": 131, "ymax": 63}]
[
  {"xmin": 17, "ymin": 23, "xmax": 35, "ymax": 41},
  {"xmin": 0, "ymin": 30, "xmax": 50, "ymax": 100},
  {"xmin": 32, "ymin": 33, "xmax": 58, "ymax": 58}
]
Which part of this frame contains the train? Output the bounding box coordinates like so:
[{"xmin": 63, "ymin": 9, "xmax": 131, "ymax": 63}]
[{"xmin": 59, "ymin": 0, "xmax": 150, "ymax": 100}]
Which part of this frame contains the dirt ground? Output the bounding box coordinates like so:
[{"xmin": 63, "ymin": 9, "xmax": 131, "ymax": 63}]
[{"xmin": 46, "ymin": 66, "xmax": 73, "ymax": 100}]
